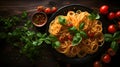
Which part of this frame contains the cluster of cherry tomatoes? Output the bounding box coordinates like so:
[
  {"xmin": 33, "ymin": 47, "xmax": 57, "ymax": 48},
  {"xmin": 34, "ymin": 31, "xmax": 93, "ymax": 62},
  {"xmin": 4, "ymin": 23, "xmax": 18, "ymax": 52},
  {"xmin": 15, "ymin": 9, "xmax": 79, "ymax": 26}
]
[
  {"xmin": 93, "ymin": 5, "xmax": 120, "ymax": 67},
  {"xmin": 37, "ymin": 5, "xmax": 57, "ymax": 14},
  {"xmin": 99, "ymin": 5, "xmax": 120, "ymax": 33}
]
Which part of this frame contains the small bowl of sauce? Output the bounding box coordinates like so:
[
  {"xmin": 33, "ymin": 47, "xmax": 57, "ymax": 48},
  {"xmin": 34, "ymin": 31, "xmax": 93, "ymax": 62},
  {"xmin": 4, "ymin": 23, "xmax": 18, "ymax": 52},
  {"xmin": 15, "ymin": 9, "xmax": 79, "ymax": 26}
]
[{"xmin": 32, "ymin": 12, "xmax": 47, "ymax": 27}]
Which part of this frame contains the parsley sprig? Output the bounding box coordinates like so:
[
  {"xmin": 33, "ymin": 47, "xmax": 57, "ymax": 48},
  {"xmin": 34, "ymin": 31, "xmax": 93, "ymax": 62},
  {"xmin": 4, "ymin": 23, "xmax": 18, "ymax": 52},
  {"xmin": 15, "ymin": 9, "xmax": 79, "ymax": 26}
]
[{"xmin": 0, "ymin": 12, "xmax": 50, "ymax": 60}]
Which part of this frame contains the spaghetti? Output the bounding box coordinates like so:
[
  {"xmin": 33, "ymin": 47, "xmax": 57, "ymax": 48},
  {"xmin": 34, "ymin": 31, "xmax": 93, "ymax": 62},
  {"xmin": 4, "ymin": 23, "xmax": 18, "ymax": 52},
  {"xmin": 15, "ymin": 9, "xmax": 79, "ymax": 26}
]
[{"xmin": 49, "ymin": 10, "xmax": 104, "ymax": 58}]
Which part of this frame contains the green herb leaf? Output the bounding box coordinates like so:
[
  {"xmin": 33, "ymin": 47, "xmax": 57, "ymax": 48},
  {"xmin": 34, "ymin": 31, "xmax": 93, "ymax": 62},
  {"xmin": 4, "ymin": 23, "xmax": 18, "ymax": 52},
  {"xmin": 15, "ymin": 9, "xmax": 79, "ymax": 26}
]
[
  {"xmin": 95, "ymin": 13, "xmax": 100, "ymax": 19},
  {"xmin": 32, "ymin": 41, "xmax": 38, "ymax": 46},
  {"xmin": 45, "ymin": 39, "xmax": 51, "ymax": 44},
  {"xmin": 104, "ymin": 34, "xmax": 113, "ymax": 38},
  {"xmin": 58, "ymin": 16, "xmax": 66, "ymax": 25},
  {"xmin": 79, "ymin": 30, "xmax": 87, "ymax": 38},
  {"xmin": 48, "ymin": 34, "xmax": 57, "ymax": 41},
  {"xmin": 72, "ymin": 33, "xmax": 82, "ymax": 46},
  {"xmin": 104, "ymin": 34, "xmax": 113, "ymax": 42},
  {"xmin": 41, "ymin": 33, "xmax": 47, "ymax": 38},
  {"xmin": 76, "ymin": 33, "xmax": 81, "ymax": 38},
  {"xmin": 113, "ymin": 31, "xmax": 120, "ymax": 40},
  {"xmin": 21, "ymin": 11, "xmax": 27, "ymax": 19},
  {"xmin": 88, "ymin": 12, "xmax": 100, "ymax": 20},
  {"xmin": 68, "ymin": 26, "xmax": 77, "ymax": 33},
  {"xmin": 105, "ymin": 38, "xmax": 113, "ymax": 42},
  {"xmin": 111, "ymin": 41, "xmax": 119, "ymax": 52},
  {"xmin": 79, "ymin": 22, "xmax": 85, "ymax": 30},
  {"xmin": 113, "ymin": 31, "xmax": 120, "ymax": 38},
  {"xmin": 37, "ymin": 40, "xmax": 43, "ymax": 46},
  {"xmin": 36, "ymin": 33, "xmax": 42, "ymax": 37},
  {"xmin": 52, "ymin": 41, "xmax": 60, "ymax": 48}
]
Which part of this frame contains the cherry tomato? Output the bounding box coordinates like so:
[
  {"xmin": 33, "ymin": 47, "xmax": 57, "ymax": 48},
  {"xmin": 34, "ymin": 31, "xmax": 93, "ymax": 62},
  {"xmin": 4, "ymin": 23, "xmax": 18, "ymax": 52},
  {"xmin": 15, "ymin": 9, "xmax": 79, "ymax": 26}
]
[
  {"xmin": 99, "ymin": 5, "xmax": 109, "ymax": 15},
  {"xmin": 44, "ymin": 7, "xmax": 51, "ymax": 14},
  {"xmin": 107, "ymin": 48, "xmax": 116, "ymax": 56},
  {"xmin": 108, "ymin": 12, "xmax": 115, "ymax": 20},
  {"xmin": 102, "ymin": 54, "xmax": 111, "ymax": 63},
  {"xmin": 108, "ymin": 24, "xmax": 117, "ymax": 33},
  {"xmin": 93, "ymin": 61, "xmax": 102, "ymax": 67},
  {"xmin": 115, "ymin": 11, "xmax": 120, "ymax": 18},
  {"xmin": 51, "ymin": 7, "xmax": 57, "ymax": 13},
  {"xmin": 87, "ymin": 31, "xmax": 95, "ymax": 38}
]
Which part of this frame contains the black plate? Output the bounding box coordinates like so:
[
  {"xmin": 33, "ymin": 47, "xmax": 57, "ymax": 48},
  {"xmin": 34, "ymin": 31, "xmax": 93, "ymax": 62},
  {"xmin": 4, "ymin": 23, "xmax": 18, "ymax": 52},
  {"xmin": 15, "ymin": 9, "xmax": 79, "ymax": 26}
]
[{"xmin": 46, "ymin": 4, "xmax": 107, "ymax": 64}]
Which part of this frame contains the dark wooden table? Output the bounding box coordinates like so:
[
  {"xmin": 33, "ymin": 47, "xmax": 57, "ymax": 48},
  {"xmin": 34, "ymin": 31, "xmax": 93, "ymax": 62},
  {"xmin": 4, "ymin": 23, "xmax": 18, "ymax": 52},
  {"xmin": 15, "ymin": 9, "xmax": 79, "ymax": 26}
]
[{"xmin": 0, "ymin": 0, "xmax": 120, "ymax": 67}]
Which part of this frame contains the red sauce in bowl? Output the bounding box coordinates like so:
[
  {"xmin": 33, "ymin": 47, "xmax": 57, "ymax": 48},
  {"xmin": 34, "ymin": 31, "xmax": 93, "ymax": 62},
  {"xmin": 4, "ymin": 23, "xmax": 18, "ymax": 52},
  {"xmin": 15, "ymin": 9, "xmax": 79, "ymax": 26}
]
[{"xmin": 32, "ymin": 12, "xmax": 47, "ymax": 27}]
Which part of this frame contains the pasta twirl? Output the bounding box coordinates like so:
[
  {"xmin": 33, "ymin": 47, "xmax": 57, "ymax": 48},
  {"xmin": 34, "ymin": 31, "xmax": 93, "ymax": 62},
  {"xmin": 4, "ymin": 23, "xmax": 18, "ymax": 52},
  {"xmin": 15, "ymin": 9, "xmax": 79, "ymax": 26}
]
[{"xmin": 49, "ymin": 10, "xmax": 104, "ymax": 58}]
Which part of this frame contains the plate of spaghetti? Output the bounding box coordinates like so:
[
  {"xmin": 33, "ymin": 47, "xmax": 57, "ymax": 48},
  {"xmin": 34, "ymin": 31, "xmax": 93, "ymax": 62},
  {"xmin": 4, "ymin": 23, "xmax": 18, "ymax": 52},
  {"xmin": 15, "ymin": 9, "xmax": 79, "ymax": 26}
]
[{"xmin": 47, "ymin": 4, "xmax": 105, "ymax": 64}]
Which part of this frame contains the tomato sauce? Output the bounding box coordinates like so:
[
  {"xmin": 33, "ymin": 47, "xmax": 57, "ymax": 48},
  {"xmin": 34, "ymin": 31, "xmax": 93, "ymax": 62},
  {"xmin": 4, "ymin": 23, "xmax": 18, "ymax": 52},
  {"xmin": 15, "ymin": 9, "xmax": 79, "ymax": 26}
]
[{"xmin": 32, "ymin": 12, "xmax": 47, "ymax": 26}]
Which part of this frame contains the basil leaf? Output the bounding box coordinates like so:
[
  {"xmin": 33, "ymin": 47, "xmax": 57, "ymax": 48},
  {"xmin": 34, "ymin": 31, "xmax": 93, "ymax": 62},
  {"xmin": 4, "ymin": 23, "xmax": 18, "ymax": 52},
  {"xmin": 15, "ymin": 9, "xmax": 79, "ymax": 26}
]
[
  {"xmin": 79, "ymin": 31, "xmax": 87, "ymax": 38},
  {"xmin": 49, "ymin": 34, "xmax": 57, "ymax": 41},
  {"xmin": 95, "ymin": 13, "xmax": 100, "ymax": 19},
  {"xmin": 79, "ymin": 22, "xmax": 85, "ymax": 30},
  {"xmin": 45, "ymin": 39, "xmax": 51, "ymax": 44},
  {"xmin": 41, "ymin": 33, "xmax": 47, "ymax": 38},
  {"xmin": 68, "ymin": 26, "xmax": 77, "ymax": 33},
  {"xmin": 113, "ymin": 31, "xmax": 120, "ymax": 40},
  {"xmin": 72, "ymin": 34, "xmax": 82, "ymax": 46},
  {"xmin": 21, "ymin": 11, "xmax": 27, "ymax": 19},
  {"xmin": 32, "ymin": 41, "xmax": 37, "ymax": 46},
  {"xmin": 88, "ymin": 12, "xmax": 100, "ymax": 20},
  {"xmin": 105, "ymin": 38, "xmax": 113, "ymax": 42},
  {"xmin": 104, "ymin": 34, "xmax": 113, "ymax": 42},
  {"xmin": 52, "ymin": 41, "xmax": 60, "ymax": 48},
  {"xmin": 37, "ymin": 41, "xmax": 43, "ymax": 46},
  {"xmin": 58, "ymin": 16, "xmax": 66, "ymax": 25},
  {"xmin": 104, "ymin": 34, "xmax": 113, "ymax": 38},
  {"xmin": 36, "ymin": 33, "xmax": 42, "ymax": 37},
  {"xmin": 111, "ymin": 41, "xmax": 119, "ymax": 52},
  {"xmin": 76, "ymin": 33, "xmax": 81, "ymax": 38}
]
